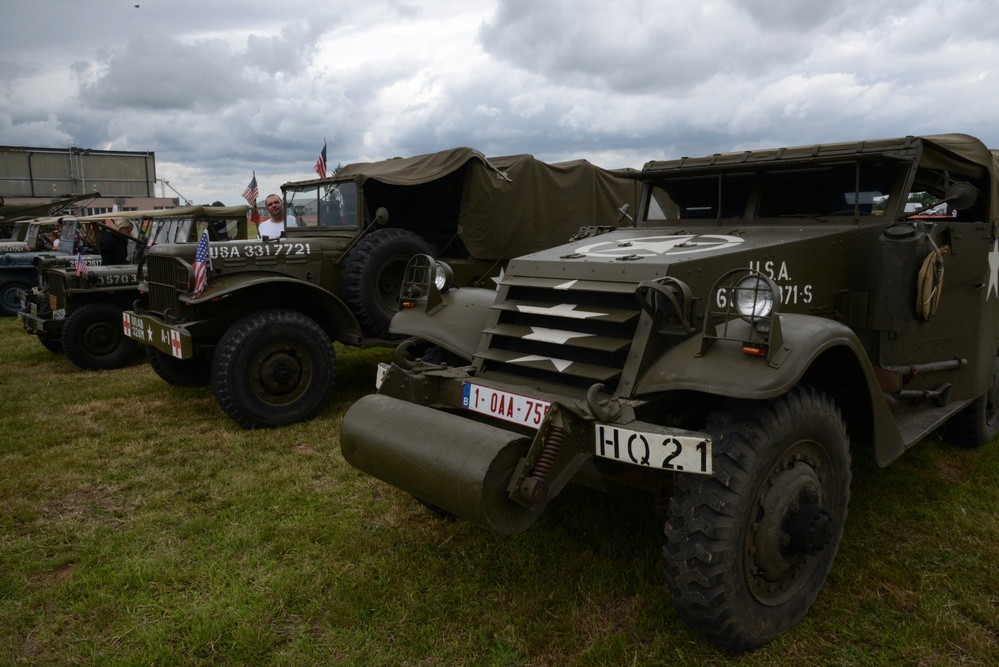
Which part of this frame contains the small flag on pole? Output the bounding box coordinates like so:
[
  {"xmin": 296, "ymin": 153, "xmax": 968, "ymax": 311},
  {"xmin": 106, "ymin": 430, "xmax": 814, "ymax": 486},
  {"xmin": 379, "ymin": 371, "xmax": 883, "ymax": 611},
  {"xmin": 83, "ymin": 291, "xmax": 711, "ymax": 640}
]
[
  {"xmin": 314, "ymin": 139, "xmax": 328, "ymax": 179},
  {"xmin": 242, "ymin": 172, "xmax": 260, "ymax": 224},
  {"xmin": 75, "ymin": 250, "xmax": 88, "ymax": 277},
  {"xmin": 241, "ymin": 172, "xmax": 259, "ymax": 204},
  {"xmin": 192, "ymin": 230, "xmax": 211, "ymax": 297}
]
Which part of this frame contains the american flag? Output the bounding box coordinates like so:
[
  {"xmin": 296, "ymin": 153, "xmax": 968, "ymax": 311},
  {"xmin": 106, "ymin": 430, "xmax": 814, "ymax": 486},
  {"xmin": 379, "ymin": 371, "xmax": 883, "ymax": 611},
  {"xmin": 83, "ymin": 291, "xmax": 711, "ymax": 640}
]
[
  {"xmin": 241, "ymin": 173, "xmax": 259, "ymax": 205},
  {"xmin": 75, "ymin": 250, "xmax": 88, "ymax": 278},
  {"xmin": 192, "ymin": 230, "xmax": 211, "ymax": 297},
  {"xmin": 314, "ymin": 140, "xmax": 327, "ymax": 179}
]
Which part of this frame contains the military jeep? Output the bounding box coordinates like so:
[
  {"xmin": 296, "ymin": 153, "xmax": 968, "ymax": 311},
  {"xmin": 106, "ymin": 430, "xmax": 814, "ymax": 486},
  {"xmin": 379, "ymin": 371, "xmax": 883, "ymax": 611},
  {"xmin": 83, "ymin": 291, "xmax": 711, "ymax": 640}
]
[
  {"xmin": 123, "ymin": 147, "xmax": 639, "ymax": 428},
  {"xmin": 18, "ymin": 206, "xmax": 248, "ymax": 369},
  {"xmin": 340, "ymin": 134, "xmax": 999, "ymax": 650},
  {"xmin": 0, "ymin": 220, "xmax": 101, "ymax": 316}
]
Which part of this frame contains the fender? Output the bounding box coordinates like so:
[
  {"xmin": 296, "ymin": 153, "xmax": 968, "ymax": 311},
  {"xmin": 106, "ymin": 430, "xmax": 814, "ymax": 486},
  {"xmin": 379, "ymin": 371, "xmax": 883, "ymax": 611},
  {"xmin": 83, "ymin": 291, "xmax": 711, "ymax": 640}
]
[
  {"xmin": 390, "ymin": 286, "xmax": 496, "ymax": 361},
  {"xmin": 635, "ymin": 313, "xmax": 905, "ymax": 465},
  {"xmin": 182, "ymin": 273, "xmax": 364, "ymax": 344}
]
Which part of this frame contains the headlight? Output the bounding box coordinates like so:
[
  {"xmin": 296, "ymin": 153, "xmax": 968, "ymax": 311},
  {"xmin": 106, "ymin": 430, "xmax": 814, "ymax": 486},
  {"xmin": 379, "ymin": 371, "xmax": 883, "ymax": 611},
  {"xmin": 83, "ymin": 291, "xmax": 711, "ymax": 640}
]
[
  {"xmin": 733, "ymin": 275, "xmax": 779, "ymax": 321},
  {"xmin": 433, "ymin": 260, "xmax": 454, "ymax": 292}
]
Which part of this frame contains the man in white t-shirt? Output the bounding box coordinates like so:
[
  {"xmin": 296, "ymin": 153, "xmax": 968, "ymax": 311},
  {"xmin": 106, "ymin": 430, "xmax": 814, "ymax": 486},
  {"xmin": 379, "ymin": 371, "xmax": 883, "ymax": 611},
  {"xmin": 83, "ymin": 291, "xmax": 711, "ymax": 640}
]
[{"xmin": 257, "ymin": 193, "xmax": 298, "ymax": 239}]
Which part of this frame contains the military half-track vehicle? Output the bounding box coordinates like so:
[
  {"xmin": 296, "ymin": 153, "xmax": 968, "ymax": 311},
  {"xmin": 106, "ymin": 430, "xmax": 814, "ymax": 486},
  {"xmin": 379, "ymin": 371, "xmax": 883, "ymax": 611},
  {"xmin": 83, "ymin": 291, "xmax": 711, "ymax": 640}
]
[
  {"xmin": 341, "ymin": 134, "xmax": 999, "ymax": 650},
  {"xmin": 0, "ymin": 220, "xmax": 101, "ymax": 316},
  {"xmin": 123, "ymin": 147, "xmax": 639, "ymax": 428},
  {"xmin": 18, "ymin": 207, "xmax": 248, "ymax": 369}
]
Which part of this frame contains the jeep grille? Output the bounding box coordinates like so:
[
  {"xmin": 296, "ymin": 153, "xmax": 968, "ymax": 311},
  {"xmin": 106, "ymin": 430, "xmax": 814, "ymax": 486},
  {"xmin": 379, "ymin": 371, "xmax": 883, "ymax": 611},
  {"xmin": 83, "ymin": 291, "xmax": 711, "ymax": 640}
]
[{"xmin": 477, "ymin": 276, "xmax": 640, "ymax": 394}]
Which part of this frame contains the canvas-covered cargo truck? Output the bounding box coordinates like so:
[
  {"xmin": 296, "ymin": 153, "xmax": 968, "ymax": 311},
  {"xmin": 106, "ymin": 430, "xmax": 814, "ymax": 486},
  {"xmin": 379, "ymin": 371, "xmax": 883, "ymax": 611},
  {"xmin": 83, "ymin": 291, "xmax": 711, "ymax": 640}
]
[
  {"xmin": 123, "ymin": 147, "xmax": 640, "ymax": 428},
  {"xmin": 18, "ymin": 206, "xmax": 249, "ymax": 369},
  {"xmin": 341, "ymin": 134, "xmax": 999, "ymax": 650}
]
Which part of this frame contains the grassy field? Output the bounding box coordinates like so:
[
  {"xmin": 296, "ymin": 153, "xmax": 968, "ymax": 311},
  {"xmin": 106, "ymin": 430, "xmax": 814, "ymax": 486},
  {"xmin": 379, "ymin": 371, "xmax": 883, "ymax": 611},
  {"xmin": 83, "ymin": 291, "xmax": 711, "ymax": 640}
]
[{"xmin": 1, "ymin": 315, "xmax": 998, "ymax": 666}]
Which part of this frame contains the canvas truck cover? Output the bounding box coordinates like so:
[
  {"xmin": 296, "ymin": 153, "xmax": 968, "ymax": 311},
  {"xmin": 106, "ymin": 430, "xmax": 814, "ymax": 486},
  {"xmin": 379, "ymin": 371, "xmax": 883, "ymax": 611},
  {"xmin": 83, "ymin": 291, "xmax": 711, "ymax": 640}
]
[{"xmin": 332, "ymin": 147, "xmax": 641, "ymax": 260}]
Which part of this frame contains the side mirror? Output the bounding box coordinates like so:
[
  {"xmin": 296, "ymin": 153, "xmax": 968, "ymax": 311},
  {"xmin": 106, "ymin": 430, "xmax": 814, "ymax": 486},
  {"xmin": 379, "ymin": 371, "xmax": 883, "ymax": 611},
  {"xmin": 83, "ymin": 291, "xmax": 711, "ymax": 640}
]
[
  {"xmin": 904, "ymin": 182, "xmax": 977, "ymax": 219},
  {"xmin": 374, "ymin": 207, "xmax": 390, "ymax": 226},
  {"xmin": 942, "ymin": 182, "xmax": 977, "ymax": 210}
]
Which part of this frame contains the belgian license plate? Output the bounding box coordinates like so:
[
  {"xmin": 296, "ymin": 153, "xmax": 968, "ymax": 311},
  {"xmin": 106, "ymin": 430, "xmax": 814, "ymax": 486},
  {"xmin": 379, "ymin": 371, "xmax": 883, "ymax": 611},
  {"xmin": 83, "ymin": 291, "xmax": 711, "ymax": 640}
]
[
  {"xmin": 461, "ymin": 382, "xmax": 551, "ymax": 428},
  {"xmin": 595, "ymin": 424, "xmax": 712, "ymax": 475}
]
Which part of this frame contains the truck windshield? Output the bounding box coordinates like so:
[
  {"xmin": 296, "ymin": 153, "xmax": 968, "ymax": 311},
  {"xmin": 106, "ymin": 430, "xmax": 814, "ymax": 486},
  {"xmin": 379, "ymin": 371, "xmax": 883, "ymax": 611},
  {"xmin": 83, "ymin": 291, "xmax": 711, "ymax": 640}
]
[
  {"xmin": 642, "ymin": 160, "xmax": 904, "ymax": 224},
  {"xmin": 285, "ymin": 181, "xmax": 358, "ymax": 229}
]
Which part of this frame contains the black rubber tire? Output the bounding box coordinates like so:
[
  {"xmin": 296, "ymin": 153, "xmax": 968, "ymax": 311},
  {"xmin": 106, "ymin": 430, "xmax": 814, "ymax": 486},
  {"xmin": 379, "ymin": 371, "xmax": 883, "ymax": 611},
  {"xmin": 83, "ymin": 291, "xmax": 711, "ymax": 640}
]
[
  {"xmin": 0, "ymin": 277, "xmax": 32, "ymax": 316},
  {"xmin": 941, "ymin": 356, "xmax": 999, "ymax": 448},
  {"xmin": 211, "ymin": 309, "xmax": 335, "ymax": 428},
  {"xmin": 341, "ymin": 228, "xmax": 433, "ymax": 337},
  {"xmin": 146, "ymin": 345, "xmax": 211, "ymax": 387},
  {"xmin": 37, "ymin": 333, "xmax": 63, "ymax": 354},
  {"xmin": 61, "ymin": 302, "xmax": 138, "ymax": 370},
  {"xmin": 664, "ymin": 386, "xmax": 851, "ymax": 651}
]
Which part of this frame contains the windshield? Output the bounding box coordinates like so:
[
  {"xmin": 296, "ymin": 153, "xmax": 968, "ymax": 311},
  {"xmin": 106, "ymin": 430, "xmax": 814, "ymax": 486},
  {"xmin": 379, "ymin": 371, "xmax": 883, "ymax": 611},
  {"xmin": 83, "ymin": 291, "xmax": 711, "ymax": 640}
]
[
  {"xmin": 285, "ymin": 181, "xmax": 358, "ymax": 229},
  {"xmin": 641, "ymin": 160, "xmax": 905, "ymax": 224}
]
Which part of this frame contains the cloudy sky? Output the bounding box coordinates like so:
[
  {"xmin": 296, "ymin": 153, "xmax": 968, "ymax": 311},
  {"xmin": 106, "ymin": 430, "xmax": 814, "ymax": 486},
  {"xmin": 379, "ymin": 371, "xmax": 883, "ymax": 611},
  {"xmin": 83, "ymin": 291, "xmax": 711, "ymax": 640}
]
[{"xmin": 2, "ymin": 0, "xmax": 997, "ymax": 205}]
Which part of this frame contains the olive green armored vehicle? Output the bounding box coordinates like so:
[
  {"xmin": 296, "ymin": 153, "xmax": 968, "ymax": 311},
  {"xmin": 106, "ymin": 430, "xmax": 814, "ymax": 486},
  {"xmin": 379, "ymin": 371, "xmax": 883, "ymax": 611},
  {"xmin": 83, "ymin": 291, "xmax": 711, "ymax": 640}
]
[
  {"xmin": 341, "ymin": 134, "xmax": 999, "ymax": 650},
  {"xmin": 18, "ymin": 207, "xmax": 248, "ymax": 369},
  {"xmin": 123, "ymin": 147, "xmax": 639, "ymax": 428}
]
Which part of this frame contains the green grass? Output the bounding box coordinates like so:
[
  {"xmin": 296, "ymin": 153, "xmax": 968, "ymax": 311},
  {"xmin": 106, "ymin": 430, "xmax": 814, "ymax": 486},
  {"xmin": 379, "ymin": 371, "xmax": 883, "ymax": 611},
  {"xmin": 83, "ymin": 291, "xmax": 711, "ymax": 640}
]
[{"xmin": 1, "ymin": 316, "xmax": 998, "ymax": 666}]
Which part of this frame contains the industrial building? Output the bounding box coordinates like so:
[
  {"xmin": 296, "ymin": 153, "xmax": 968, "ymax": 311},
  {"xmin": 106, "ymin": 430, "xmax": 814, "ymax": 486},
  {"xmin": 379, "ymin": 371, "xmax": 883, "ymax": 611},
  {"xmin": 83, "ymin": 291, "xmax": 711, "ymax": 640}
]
[{"xmin": 0, "ymin": 145, "xmax": 186, "ymax": 215}]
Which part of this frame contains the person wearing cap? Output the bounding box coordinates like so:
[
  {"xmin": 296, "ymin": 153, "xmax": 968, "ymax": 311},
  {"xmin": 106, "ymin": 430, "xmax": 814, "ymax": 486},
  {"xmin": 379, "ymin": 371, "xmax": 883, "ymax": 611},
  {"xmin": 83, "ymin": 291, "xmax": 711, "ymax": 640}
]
[{"xmin": 99, "ymin": 218, "xmax": 134, "ymax": 265}]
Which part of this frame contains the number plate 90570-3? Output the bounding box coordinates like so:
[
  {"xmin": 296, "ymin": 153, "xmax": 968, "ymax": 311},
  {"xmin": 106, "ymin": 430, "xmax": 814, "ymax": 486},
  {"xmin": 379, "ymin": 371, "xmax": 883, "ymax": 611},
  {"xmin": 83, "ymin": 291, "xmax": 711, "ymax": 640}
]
[{"xmin": 595, "ymin": 424, "xmax": 712, "ymax": 475}]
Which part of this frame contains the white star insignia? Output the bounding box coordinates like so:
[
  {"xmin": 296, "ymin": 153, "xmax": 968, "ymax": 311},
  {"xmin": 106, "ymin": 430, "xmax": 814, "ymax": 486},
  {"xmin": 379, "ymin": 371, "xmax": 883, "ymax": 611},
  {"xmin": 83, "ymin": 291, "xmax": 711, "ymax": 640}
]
[{"xmin": 988, "ymin": 240, "xmax": 999, "ymax": 300}]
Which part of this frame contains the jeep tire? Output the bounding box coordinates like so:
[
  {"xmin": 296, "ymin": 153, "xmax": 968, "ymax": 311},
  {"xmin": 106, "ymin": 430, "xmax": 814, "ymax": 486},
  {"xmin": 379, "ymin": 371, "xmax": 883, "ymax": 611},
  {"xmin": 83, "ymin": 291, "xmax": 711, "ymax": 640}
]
[
  {"xmin": 0, "ymin": 277, "xmax": 32, "ymax": 316},
  {"xmin": 146, "ymin": 346, "xmax": 211, "ymax": 387},
  {"xmin": 62, "ymin": 302, "xmax": 138, "ymax": 370},
  {"xmin": 211, "ymin": 308, "xmax": 335, "ymax": 428},
  {"xmin": 341, "ymin": 228, "xmax": 433, "ymax": 337},
  {"xmin": 664, "ymin": 386, "xmax": 851, "ymax": 651}
]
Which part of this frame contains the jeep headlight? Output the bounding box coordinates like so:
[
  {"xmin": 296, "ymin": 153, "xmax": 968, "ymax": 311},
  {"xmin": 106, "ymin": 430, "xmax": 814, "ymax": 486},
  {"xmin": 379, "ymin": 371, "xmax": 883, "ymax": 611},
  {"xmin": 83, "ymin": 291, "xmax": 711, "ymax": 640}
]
[{"xmin": 733, "ymin": 275, "xmax": 778, "ymax": 321}]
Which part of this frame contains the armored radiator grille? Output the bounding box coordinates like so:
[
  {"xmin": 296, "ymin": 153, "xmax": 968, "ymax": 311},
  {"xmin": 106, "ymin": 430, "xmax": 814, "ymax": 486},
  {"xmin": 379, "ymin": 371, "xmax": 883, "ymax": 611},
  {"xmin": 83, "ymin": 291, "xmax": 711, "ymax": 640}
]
[
  {"xmin": 145, "ymin": 256, "xmax": 186, "ymax": 313},
  {"xmin": 477, "ymin": 276, "xmax": 640, "ymax": 393}
]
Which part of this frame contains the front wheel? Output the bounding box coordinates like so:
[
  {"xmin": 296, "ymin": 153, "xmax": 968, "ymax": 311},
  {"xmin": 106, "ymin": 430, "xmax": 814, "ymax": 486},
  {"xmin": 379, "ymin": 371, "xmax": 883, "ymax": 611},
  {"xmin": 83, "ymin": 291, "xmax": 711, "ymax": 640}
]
[
  {"xmin": 0, "ymin": 277, "xmax": 32, "ymax": 317},
  {"xmin": 211, "ymin": 309, "xmax": 336, "ymax": 428},
  {"xmin": 664, "ymin": 386, "xmax": 851, "ymax": 651},
  {"xmin": 61, "ymin": 302, "xmax": 138, "ymax": 370}
]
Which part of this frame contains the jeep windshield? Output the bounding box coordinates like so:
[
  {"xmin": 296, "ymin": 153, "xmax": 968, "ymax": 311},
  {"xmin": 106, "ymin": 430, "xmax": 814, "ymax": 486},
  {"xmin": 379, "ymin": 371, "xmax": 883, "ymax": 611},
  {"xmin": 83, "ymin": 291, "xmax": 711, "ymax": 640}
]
[
  {"xmin": 641, "ymin": 159, "xmax": 906, "ymax": 224},
  {"xmin": 284, "ymin": 181, "xmax": 358, "ymax": 229}
]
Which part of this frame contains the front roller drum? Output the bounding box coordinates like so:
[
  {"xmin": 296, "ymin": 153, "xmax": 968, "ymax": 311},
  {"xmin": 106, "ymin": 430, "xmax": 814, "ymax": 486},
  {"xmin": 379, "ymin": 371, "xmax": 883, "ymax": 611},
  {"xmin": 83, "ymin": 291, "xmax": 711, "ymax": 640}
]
[{"xmin": 341, "ymin": 394, "xmax": 542, "ymax": 535}]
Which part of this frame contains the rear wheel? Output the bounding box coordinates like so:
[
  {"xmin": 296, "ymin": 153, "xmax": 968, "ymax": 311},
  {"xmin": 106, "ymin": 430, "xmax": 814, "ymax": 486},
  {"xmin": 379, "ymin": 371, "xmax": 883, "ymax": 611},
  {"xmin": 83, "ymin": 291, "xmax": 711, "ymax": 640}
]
[
  {"xmin": 941, "ymin": 356, "xmax": 999, "ymax": 448},
  {"xmin": 211, "ymin": 309, "xmax": 335, "ymax": 428},
  {"xmin": 664, "ymin": 386, "xmax": 851, "ymax": 651},
  {"xmin": 146, "ymin": 346, "xmax": 211, "ymax": 387},
  {"xmin": 0, "ymin": 277, "xmax": 32, "ymax": 316},
  {"xmin": 61, "ymin": 302, "xmax": 137, "ymax": 370}
]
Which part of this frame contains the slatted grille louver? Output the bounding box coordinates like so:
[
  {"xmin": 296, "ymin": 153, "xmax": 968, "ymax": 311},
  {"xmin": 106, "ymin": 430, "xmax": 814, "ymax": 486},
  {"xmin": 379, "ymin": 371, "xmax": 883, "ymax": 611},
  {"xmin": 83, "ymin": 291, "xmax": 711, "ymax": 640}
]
[
  {"xmin": 477, "ymin": 278, "xmax": 641, "ymax": 393},
  {"xmin": 146, "ymin": 256, "xmax": 184, "ymax": 313}
]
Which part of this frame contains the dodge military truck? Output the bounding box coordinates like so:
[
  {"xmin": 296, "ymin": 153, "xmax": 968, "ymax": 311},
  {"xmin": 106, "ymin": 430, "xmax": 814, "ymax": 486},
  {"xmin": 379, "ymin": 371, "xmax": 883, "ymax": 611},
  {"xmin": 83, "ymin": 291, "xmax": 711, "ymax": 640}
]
[
  {"xmin": 18, "ymin": 206, "xmax": 248, "ymax": 369},
  {"xmin": 123, "ymin": 147, "xmax": 639, "ymax": 428},
  {"xmin": 340, "ymin": 134, "xmax": 999, "ymax": 650}
]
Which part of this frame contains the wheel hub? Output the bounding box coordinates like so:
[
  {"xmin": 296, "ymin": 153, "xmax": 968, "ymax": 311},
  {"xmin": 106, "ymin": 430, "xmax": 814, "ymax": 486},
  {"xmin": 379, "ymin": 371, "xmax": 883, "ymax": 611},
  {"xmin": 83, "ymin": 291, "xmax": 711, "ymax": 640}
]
[
  {"xmin": 259, "ymin": 351, "xmax": 303, "ymax": 395},
  {"xmin": 746, "ymin": 443, "xmax": 833, "ymax": 605}
]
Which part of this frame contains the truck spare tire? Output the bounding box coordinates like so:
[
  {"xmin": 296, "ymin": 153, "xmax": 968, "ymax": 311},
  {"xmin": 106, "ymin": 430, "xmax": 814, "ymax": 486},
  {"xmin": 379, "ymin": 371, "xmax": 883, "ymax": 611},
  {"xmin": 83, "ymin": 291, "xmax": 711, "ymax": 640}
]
[{"xmin": 341, "ymin": 228, "xmax": 433, "ymax": 337}]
